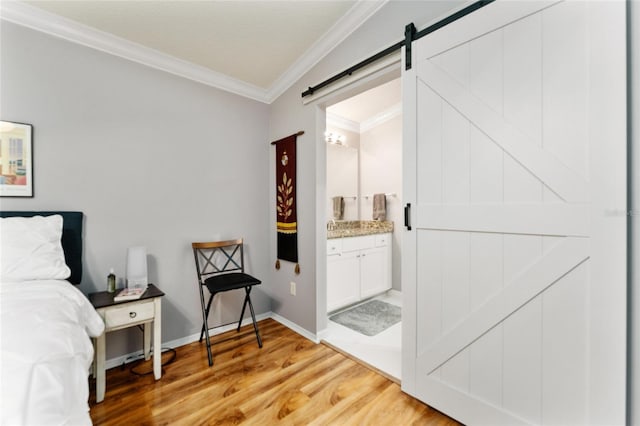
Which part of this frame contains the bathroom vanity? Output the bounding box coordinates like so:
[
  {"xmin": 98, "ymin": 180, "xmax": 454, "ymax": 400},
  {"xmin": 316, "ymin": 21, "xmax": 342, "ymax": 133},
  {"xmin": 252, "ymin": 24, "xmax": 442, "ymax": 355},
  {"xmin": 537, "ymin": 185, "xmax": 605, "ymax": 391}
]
[{"xmin": 326, "ymin": 221, "xmax": 393, "ymax": 312}]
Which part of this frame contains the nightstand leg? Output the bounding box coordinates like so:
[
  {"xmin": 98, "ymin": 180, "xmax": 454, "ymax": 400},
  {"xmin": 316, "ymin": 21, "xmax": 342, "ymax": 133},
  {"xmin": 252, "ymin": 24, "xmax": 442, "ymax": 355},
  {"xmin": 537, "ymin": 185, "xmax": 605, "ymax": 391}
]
[
  {"xmin": 96, "ymin": 332, "xmax": 106, "ymax": 403},
  {"xmin": 92, "ymin": 337, "xmax": 97, "ymax": 378},
  {"xmin": 144, "ymin": 322, "xmax": 151, "ymax": 361},
  {"xmin": 153, "ymin": 298, "xmax": 162, "ymax": 380}
]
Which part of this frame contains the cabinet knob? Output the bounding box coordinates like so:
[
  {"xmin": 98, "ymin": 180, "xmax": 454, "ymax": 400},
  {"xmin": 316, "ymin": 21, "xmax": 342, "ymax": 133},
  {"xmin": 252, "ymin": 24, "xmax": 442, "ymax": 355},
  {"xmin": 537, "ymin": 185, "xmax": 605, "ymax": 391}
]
[{"xmin": 129, "ymin": 312, "xmax": 137, "ymax": 318}]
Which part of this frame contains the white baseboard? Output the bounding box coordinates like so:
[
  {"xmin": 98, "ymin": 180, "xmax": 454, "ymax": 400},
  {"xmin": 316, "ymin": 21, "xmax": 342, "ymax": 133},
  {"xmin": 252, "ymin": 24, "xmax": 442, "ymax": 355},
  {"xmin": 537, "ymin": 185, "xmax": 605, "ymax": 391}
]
[
  {"xmin": 316, "ymin": 328, "xmax": 329, "ymax": 341},
  {"xmin": 387, "ymin": 289, "xmax": 402, "ymax": 299},
  {"xmin": 269, "ymin": 312, "xmax": 319, "ymax": 344},
  {"xmin": 104, "ymin": 311, "xmax": 272, "ymax": 370},
  {"xmin": 103, "ymin": 311, "xmax": 320, "ymax": 369},
  {"xmin": 103, "ymin": 293, "xmax": 400, "ymax": 369}
]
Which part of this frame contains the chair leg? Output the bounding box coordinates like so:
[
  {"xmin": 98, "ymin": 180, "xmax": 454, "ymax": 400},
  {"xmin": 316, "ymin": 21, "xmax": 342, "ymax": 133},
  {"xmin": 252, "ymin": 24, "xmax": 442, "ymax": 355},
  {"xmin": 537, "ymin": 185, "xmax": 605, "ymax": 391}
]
[
  {"xmin": 200, "ymin": 293, "xmax": 215, "ymax": 343},
  {"xmin": 245, "ymin": 287, "xmax": 263, "ymax": 348},
  {"xmin": 198, "ymin": 286, "xmax": 214, "ymax": 367},
  {"xmin": 237, "ymin": 292, "xmax": 249, "ymax": 332}
]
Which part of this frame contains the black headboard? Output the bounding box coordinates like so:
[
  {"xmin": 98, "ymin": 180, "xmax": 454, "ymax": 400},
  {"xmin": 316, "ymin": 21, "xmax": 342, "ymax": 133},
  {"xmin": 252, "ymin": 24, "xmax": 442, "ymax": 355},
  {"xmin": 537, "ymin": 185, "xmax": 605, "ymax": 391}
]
[{"xmin": 0, "ymin": 211, "xmax": 84, "ymax": 284}]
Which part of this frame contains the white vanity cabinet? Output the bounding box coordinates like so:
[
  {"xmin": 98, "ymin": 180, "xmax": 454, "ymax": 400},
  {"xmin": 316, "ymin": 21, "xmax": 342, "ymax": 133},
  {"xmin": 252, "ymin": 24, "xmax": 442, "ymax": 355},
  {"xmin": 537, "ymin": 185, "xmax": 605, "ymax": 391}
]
[
  {"xmin": 327, "ymin": 233, "xmax": 392, "ymax": 312},
  {"xmin": 327, "ymin": 249, "xmax": 360, "ymax": 312}
]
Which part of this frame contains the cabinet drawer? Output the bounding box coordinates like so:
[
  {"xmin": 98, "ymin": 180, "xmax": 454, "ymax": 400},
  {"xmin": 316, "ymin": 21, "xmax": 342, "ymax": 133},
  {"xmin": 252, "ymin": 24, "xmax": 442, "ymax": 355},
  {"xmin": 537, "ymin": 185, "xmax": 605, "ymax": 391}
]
[
  {"xmin": 104, "ymin": 300, "xmax": 155, "ymax": 329},
  {"xmin": 375, "ymin": 233, "xmax": 391, "ymax": 247},
  {"xmin": 327, "ymin": 239, "xmax": 342, "ymax": 256},
  {"xmin": 342, "ymin": 235, "xmax": 375, "ymax": 252}
]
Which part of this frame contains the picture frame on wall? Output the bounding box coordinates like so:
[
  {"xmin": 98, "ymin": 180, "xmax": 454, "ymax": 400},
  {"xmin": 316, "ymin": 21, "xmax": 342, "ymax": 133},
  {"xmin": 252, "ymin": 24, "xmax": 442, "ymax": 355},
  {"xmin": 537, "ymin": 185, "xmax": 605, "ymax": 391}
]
[{"xmin": 0, "ymin": 120, "xmax": 33, "ymax": 197}]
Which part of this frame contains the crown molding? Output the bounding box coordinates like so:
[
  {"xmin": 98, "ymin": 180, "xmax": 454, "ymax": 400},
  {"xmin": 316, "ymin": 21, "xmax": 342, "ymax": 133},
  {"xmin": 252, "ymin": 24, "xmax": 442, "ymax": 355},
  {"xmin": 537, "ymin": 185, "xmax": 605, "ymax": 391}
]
[
  {"xmin": 0, "ymin": 1, "xmax": 270, "ymax": 102},
  {"xmin": 360, "ymin": 102, "xmax": 402, "ymax": 133},
  {"xmin": 265, "ymin": 0, "xmax": 388, "ymax": 103},
  {"xmin": 0, "ymin": 0, "xmax": 387, "ymax": 105},
  {"xmin": 328, "ymin": 102, "xmax": 401, "ymax": 135},
  {"xmin": 326, "ymin": 112, "xmax": 360, "ymax": 134}
]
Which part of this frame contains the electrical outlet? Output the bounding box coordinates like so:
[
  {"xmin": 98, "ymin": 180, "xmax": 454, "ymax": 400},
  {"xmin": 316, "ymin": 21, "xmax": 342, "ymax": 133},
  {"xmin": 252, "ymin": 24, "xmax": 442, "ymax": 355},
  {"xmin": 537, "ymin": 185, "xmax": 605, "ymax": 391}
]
[{"xmin": 290, "ymin": 281, "xmax": 296, "ymax": 296}]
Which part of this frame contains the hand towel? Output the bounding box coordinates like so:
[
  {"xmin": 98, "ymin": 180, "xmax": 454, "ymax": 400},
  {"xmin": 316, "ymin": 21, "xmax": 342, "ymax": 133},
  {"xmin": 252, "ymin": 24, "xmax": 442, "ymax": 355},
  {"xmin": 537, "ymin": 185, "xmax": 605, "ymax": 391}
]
[
  {"xmin": 372, "ymin": 193, "xmax": 386, "ymax": 221},
  {"xmin": 332, "ymin": 196, "xmax": 344, "ymax": 220}
]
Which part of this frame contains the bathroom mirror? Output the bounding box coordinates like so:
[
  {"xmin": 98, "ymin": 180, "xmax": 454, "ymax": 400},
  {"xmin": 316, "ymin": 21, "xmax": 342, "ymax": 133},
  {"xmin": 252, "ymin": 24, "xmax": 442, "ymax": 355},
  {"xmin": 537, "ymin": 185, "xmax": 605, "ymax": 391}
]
[
  {"xmin": 326, "ymin": 78, "xmax": 402, "ymax": 223},
  {"xmin": 326, "ymin": 127, "xmax": 359, "ymax": 221}
]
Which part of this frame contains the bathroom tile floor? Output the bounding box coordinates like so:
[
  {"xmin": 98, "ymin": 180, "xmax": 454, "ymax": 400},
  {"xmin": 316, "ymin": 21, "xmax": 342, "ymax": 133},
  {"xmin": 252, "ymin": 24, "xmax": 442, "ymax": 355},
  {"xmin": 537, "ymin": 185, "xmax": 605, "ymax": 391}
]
[{"xmin": 322, "ymin": 290, "xmax": 402, "ymax": 381}]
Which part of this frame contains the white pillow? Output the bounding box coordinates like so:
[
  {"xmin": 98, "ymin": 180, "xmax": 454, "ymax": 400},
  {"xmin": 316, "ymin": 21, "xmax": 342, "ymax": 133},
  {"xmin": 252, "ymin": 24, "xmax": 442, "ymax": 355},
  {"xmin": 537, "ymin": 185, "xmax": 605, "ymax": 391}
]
[{"xmin": 0, "ymin": 215, "xmax": 71, "ymax": 282}]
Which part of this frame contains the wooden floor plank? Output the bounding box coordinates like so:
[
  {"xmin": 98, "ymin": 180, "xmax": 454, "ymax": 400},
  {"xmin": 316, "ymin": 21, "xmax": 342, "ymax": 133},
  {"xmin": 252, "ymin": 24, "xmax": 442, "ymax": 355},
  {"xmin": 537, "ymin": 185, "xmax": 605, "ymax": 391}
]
[{"xmin": 89, "ymin": 319, "xmax": 460, "ymax": 425}]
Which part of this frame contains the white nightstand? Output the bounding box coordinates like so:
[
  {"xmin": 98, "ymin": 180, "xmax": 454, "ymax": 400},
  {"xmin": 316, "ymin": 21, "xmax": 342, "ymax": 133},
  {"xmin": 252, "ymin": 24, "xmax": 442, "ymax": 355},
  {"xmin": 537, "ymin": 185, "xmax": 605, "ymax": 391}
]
[{"xmin": 88, "ymin": 284, "xmax": 164, "ymax": 403}]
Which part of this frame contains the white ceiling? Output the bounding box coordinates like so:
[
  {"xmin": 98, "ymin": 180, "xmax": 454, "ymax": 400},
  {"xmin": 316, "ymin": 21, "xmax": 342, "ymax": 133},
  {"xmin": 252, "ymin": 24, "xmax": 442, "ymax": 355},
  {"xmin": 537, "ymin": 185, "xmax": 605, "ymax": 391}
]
[
  {"xmin": 328, "ymin": 78, "xmax": 401, "ymax": 124},
  {"xmin": 2, "ymin": 0, "xmax": 387, "ymax": 103},
  {"xmin": 24, "ymin": 0, "xmax": 355, "ymax": 89}
]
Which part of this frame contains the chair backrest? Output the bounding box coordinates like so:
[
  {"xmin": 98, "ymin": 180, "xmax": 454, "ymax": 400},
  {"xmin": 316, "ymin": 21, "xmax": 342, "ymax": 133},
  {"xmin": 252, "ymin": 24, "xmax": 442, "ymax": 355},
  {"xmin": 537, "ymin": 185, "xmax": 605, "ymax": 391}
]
[{"xmin": 192, "ymin": 239, "xmax": 245, "ymax": 285}]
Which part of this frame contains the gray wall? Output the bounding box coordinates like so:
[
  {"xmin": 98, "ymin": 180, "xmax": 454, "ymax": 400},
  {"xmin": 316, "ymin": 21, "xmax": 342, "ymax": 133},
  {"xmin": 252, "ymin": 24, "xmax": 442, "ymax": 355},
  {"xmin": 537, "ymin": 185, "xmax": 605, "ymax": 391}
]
[
  {"xmin": 0, "ymin": 22, "xmax": 271, "ymax": 359},
  {"xmin": 269, "ymin": 1, "xmax": 464, "ymax": 334}
]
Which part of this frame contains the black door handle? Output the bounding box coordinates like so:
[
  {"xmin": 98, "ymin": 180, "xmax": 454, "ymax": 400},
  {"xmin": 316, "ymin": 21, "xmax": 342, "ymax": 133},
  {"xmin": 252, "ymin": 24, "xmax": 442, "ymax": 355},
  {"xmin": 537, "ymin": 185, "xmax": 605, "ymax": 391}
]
[{"xmin": 404, "ymin": 203, "xmax": 412, "ymax": 230}]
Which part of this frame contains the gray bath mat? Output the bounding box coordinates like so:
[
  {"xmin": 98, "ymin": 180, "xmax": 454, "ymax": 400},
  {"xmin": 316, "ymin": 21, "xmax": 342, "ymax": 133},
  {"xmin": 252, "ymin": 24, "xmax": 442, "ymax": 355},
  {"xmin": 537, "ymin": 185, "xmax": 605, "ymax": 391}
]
[{"xmin": 330, "ymin": 299, "xmax": 401, "ymax": 336}]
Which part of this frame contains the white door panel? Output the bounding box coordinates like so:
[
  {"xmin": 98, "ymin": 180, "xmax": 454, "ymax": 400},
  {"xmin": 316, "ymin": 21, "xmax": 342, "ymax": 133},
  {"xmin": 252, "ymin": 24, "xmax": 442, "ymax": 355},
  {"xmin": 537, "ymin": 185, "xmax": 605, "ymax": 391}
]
[
  {"xmin": 402, "ymin": 1, "xmax": 626, "ymax": 424},
  {"xmin": 417, "ymin": 59, "xmax": 589, "ymax": 202},
  {"xmin": 418, "ymin": 237, "xmax": 588, "ymax": 373}
]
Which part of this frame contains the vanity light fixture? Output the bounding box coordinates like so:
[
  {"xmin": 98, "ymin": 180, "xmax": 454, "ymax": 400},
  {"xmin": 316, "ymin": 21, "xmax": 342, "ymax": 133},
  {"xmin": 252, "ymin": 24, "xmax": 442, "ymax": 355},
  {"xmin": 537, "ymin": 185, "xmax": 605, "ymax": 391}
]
[{"xmin": 324, "ymin": 131, "xmax": 346, "ymax": 146}]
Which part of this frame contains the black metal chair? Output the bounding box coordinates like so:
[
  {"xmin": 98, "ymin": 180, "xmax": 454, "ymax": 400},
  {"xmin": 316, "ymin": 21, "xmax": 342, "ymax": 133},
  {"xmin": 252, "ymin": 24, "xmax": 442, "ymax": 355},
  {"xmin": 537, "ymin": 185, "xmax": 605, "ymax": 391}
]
[{"xmin": 192, "ymin": 239, "xmax": 262, "ymax": 366}]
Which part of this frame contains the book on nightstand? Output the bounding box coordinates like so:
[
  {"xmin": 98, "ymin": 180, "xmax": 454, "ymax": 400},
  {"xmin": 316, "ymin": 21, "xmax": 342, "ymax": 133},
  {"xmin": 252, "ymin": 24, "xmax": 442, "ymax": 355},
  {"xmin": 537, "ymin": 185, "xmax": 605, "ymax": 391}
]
[{"xmin": 114, "ymin": 287, "xmax": 146, "ymax": 302}]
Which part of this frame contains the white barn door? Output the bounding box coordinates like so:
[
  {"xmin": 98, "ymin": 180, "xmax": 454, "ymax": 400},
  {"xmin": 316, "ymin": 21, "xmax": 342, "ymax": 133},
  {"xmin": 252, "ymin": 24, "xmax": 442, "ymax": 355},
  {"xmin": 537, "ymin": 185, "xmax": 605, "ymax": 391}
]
[{"xmin": 401, "ymin": 1, "xmax": 626, "ymax": 424}]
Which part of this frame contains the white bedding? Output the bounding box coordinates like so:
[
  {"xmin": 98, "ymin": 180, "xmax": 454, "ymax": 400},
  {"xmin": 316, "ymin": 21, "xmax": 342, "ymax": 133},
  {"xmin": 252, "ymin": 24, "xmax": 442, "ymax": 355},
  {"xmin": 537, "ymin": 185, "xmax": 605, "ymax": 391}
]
[{"xmin": 0, "ymin": 280, "xmax": 105, "ymax": 425}]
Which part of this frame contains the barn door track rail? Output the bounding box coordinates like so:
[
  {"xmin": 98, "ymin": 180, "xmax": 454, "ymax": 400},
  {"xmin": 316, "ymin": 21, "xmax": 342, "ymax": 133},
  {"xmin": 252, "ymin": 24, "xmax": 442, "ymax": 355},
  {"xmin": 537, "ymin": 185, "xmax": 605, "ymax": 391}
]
[{"xmin": 301, "ymin": 0, "xmax": 494, "ymax": 98}]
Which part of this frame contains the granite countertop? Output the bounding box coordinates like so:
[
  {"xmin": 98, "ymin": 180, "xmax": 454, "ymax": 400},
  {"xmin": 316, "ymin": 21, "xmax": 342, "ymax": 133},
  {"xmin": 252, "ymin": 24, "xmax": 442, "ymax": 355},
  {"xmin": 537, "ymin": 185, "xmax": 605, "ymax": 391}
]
[{"xmin": 327, "ymin": 220, "xmax": 394, "ymax": 239}]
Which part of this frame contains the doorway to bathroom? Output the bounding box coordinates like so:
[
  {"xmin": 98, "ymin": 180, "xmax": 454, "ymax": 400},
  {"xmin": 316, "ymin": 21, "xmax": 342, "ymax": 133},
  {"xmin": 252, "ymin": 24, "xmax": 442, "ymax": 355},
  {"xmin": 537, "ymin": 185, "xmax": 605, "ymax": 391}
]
[{"xmin": 322, "ymin": 78, "xmax": 403, "ymax": 381}]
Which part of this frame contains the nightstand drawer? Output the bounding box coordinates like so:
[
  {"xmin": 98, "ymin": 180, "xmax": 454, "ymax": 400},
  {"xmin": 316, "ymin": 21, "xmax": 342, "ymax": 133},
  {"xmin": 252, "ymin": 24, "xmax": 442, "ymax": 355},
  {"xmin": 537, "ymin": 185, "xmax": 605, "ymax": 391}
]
[{"xmin": 104, "ymin": 300, "xmax": 155, "ymax": 329}]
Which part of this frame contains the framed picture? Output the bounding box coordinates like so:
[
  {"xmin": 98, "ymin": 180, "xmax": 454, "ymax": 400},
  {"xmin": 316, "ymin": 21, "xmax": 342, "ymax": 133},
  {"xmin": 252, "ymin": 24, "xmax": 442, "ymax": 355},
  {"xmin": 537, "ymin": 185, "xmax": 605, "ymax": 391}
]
[{"xmin": 0, "ymin": 120, "xmax": 33, "ymax": 197}]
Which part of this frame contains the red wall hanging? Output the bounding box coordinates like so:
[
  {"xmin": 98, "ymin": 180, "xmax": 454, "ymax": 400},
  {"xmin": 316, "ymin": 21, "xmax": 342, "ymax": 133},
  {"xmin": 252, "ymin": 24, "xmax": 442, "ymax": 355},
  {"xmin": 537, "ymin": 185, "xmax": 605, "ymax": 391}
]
[{"xmin": 271, "ymin": 131, "xmax": 303, "ymax": 274}]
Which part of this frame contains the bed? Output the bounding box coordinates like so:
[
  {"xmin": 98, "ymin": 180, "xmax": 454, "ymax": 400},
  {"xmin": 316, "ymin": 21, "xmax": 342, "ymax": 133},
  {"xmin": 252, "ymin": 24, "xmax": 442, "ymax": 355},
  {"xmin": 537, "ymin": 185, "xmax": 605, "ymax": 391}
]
[{"xmin": 0, "ymin": 211, "xmax": 105, "ymax": 425}]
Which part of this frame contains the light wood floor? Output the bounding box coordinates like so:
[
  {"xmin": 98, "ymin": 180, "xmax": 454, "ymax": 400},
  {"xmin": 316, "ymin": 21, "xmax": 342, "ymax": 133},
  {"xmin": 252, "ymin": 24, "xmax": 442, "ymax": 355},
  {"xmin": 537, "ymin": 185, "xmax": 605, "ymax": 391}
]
[{"xmin": 89, "ymin": 319, "xmax": 460, "ymax": 425}]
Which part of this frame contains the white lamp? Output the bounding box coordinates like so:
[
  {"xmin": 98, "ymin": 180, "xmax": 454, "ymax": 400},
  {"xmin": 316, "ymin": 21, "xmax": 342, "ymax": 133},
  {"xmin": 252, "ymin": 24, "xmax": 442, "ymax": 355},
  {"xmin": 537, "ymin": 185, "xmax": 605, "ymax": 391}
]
[{"xmin": 126, "ymin": 246, "xmax": 148, "ymax": 289}]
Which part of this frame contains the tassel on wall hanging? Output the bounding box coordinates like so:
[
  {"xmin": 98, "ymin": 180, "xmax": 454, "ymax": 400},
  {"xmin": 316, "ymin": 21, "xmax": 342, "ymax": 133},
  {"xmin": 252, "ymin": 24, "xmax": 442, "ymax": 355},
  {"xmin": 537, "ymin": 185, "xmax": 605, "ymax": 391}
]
[{"xmin": 272, "ymin": 131, "xmax": 303, "ymax": 274}]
